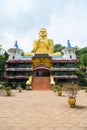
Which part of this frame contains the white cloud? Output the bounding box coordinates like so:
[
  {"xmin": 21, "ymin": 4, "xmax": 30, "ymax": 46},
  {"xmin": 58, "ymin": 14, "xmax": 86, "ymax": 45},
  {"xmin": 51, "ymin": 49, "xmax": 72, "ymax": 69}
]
[{"xmin": 0, "ymin": 0, "xmax": 87, "ymax": 52}]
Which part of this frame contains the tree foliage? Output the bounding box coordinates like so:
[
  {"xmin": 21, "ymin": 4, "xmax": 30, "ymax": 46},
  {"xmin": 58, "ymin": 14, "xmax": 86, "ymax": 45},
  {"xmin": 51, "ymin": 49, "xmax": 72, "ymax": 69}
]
[
  {"xmin": 0, "ymin": 44, "xmax": 9, "ymax": 73},
  {"xmin": 76, "ymin": 47, "xmax": 87, "ymax": 85},
  {"xmin": 76, "ymin": 47, "xmax": 87, "ymax": 56},
  {"xmin": 54, "ymin": 44, "xmax": 65, "ymax": 52},
  {"xmin": 76, "ymin": 47, "xmax": 87, "ymax": 69}
]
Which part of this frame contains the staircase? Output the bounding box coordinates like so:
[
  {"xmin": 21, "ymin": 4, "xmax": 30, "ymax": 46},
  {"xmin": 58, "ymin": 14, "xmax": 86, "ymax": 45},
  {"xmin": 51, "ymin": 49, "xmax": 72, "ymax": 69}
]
[{"xmin": 32, "ymin": 77, "xmax": 50, "ymax": 90}]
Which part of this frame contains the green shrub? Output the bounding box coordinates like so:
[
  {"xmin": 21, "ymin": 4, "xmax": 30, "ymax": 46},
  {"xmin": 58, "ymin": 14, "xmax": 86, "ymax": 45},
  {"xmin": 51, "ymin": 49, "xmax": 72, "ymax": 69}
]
[
  {"xmin": 26, "ymin": 85, "xmax": 31, "ymax": 91},
  {"xmin": 5, "ymin": 86, "xmax": 12, "ymax": 91}
]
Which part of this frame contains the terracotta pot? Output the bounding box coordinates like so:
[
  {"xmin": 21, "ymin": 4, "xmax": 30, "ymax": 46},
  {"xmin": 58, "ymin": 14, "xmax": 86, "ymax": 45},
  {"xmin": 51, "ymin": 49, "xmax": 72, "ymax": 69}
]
[
  {"xmin": 19, "ymin": 89, "xmax": 22, "ymax": 92},
  {"xmin": 6, "ymin": 90, "xmax": 11, "ymax": 96},
  {"xmin": 85, "ymin": 89, "xmax": 87, "ymax": 92},
  {"xmin": 57, "ymin": 91, "xmax": 62, "ymax": 96},
  {"xmin": 68, "ymin": 97, "xmax": 76, "ymax": 108}
]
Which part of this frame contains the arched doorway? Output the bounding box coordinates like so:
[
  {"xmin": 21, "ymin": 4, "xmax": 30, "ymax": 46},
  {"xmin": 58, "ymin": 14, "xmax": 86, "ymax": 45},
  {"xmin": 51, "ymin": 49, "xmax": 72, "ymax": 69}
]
[{"xmin": 32, "ymin": 67, "xmax": 51, "ymax": 90}]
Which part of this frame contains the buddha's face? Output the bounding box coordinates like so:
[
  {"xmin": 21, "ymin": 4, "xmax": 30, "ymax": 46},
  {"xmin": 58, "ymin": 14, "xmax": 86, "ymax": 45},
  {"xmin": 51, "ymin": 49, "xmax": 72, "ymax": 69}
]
[{"xmin": 39, "ymin": 28, "xmax": 47, "ymax": 38}]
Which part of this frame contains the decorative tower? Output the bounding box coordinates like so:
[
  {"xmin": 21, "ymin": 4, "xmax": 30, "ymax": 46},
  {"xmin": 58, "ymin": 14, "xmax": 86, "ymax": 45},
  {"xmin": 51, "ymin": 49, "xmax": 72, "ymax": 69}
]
[
  {"xmin": 8, "ymin": 41, "xmax": 23, "ymax": 60},
  {"xmin": 63, "ymin": 40, "xmax": 76, "ymax": 59}
]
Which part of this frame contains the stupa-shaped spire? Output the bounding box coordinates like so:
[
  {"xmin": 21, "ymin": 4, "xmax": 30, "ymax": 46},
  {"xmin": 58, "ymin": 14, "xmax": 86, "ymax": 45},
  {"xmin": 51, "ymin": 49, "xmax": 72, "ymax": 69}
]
[
  {"xmin": 67, "ymin": 40, "xmax": 72, "ymax": 48},
  {"xmin": 14, "ymin": 40, "xmax": 19, "ymax": 49}
]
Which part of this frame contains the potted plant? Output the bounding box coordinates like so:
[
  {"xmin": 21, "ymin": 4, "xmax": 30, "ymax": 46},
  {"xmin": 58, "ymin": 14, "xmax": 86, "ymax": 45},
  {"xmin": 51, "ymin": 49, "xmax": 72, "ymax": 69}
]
[
  {"xmin": 12, "ymin": 82, "xmax": 17, "ymax": 89},
  {"xmin": 17, "ymin": 86, "xmax": 22, "ymax": 92},
  {"xmin": 63, "ymin": 82, "xmax": 80, "ymax": 108},
  {"xmin": 26, "ymin": 85, "xmax": 32, "ymax": 91},
  {"xmin": 84, "ymin": 86, "xmax": 87, "ymax": 92},
  {"xmin": 55, "ymin": 84, "xmax": 63, "ymax": 96},
  {"xmin": 5, "ymin": 86, "xmax": 12, "ymax": 96},
  {"xmin": 0, "ymin": 85, "xmax": 5, "ymax": 91},
  {"xmin": 16, "ymin": 82, "xmax": 23, "ymax": 92}
]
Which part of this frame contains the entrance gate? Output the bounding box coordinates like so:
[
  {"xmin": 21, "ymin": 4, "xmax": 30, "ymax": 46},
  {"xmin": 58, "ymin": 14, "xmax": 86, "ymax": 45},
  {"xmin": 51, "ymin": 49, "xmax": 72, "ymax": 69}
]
[{"xmin": 32, "ymin": 67, "xmax": 51, "ymax": 90}]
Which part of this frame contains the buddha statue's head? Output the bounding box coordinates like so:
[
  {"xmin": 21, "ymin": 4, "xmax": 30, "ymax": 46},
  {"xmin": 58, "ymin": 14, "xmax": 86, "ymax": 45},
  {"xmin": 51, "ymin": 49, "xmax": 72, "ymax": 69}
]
[{"xmin": 39, "ymin": 28, "xmax": 47, "ymax": 38}]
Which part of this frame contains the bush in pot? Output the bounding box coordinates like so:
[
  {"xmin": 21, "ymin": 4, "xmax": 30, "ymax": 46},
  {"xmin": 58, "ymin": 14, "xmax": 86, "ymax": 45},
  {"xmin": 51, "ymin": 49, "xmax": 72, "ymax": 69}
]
[
  {"xmin": 55, "ymin": 84, "xmax": 63, "ymax": 96},
  {"xmin": 63, "ymin": 82, "xmax": 80, "ymax": 108},
  {"xmin": 16, "ymin": 86, "xmax": 23, "ymax": 92},
  {"xmin": 5, "ymin": 86, "xmax": 12, "ymax": 96}
]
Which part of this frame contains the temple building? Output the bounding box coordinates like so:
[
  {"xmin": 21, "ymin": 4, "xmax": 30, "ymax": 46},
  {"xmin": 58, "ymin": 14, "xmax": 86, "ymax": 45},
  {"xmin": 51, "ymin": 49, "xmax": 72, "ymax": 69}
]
[{"xmin": 4, "ymin": 28, "xmax": 79, "ymax": 90}]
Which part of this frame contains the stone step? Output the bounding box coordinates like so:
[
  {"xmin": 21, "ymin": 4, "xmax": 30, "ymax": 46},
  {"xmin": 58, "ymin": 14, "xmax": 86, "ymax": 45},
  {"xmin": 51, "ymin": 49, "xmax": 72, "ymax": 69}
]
[{"xmin": 32, "ymin": 77, "xmax": 50, "ymax": 90}]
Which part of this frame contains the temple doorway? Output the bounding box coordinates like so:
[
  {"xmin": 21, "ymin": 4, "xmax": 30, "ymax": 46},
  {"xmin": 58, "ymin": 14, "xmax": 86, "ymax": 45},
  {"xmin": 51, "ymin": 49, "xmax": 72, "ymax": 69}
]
[{"xmin": 32, "ymin": 67, "xmax": 51, "ymax": 90}]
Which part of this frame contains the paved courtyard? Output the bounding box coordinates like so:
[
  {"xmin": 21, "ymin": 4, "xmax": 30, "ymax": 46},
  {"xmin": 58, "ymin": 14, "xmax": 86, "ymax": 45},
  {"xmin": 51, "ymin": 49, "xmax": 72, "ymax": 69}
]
[{"xmin": 0, "ymin": 89, "xmax": 87, "ymax": 130}]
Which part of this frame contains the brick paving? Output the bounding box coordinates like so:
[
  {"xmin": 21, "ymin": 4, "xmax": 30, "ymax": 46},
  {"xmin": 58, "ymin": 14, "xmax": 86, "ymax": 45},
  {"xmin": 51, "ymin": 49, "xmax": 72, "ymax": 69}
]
[{"xmin": 0, "ymin": 89, "xmax": 87, "ymax": 130}]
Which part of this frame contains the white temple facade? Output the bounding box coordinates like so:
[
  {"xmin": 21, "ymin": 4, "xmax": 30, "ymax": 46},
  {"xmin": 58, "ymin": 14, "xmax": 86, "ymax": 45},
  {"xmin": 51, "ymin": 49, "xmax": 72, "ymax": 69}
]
[
  {"xmin": 63, "ymin": 40, "xmax": 76, "ymax": 59},
  {"xmin": 8, "ymin": 41, "xmax": 23, "ymax": 60}
]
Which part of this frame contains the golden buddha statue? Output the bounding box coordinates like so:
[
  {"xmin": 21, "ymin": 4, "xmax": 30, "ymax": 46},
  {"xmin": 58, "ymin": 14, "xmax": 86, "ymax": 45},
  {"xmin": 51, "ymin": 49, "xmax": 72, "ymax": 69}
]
[
  {"xmin": 25, "ymin": 28, "xmax": 58, "ymax": 86},
  {"xmin": 32, "ymin": 28, "xmax": 54, "ymax": 54},
  {"xmin": 25, "ymin": 28, "xmax": 62, "ymax": 56}
]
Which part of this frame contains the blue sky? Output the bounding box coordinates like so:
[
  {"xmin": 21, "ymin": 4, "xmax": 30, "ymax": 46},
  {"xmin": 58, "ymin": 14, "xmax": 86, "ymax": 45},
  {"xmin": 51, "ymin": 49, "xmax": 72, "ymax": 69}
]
[{"xmin": 0, "ymin": 0, "xmax": 87, "ymax": 52}]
